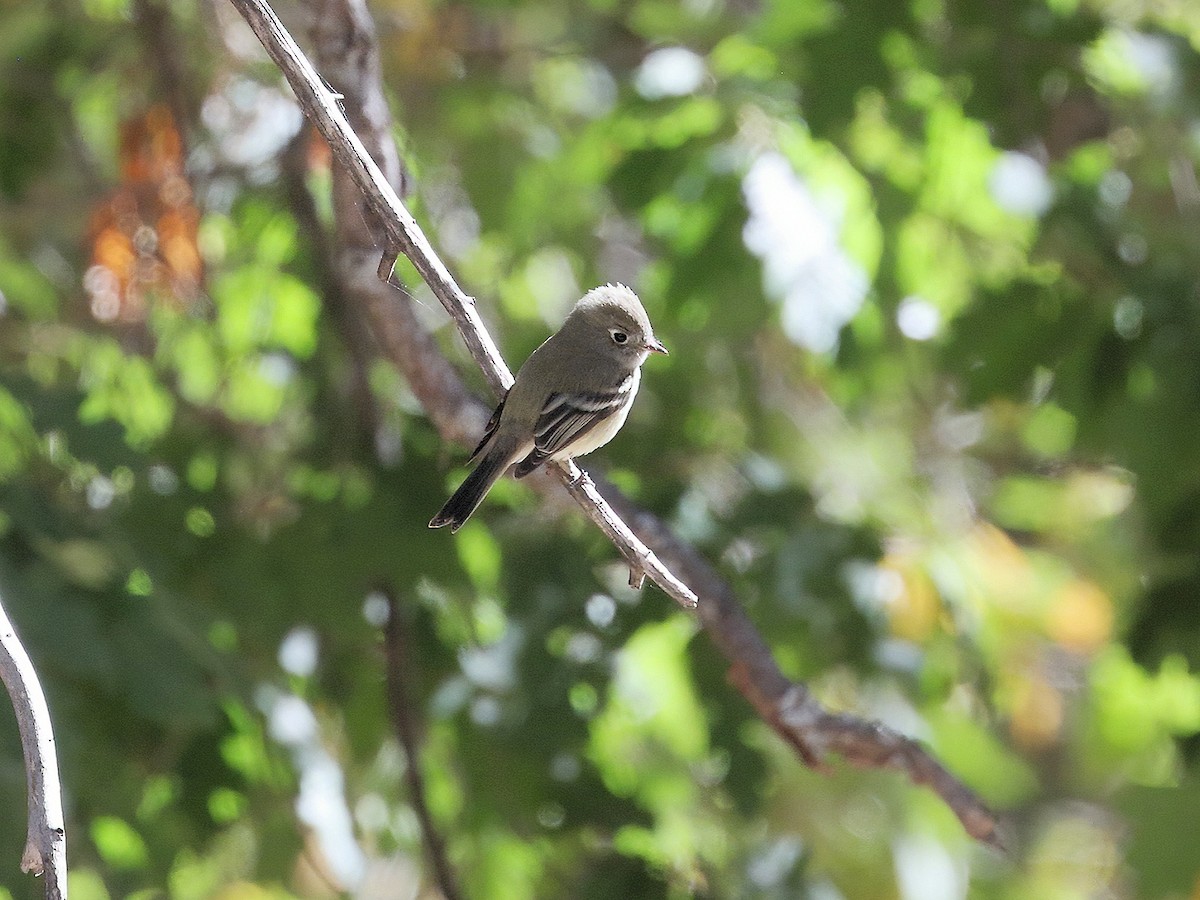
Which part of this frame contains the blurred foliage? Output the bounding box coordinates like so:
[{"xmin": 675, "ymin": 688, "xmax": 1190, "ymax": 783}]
[{"xmin": 2, "ymin": 0, "xmax": 1200, "ymax": 896}]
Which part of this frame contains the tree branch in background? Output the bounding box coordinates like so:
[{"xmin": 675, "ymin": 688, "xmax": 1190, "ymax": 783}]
[
  {"xmin": 133, "ymin": 0, "xmax": 195, "ymax": 148},
  {"xmin": 228, "ymin": 0, "xmax": 1004, "ymax": 848},
  {"xmin": 280, "ymin": 125, "xmax": 381, "ymax": 447},
  {"xmin": 382, "ymin": 591, "xmax": 462, "ymax": 900},
  {"xmin": 0, "ymin": 593, "xmax": 67, "ymax": 899}
]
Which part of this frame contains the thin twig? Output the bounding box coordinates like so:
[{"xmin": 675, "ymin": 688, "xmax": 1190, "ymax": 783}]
[
  {"xmin": 0, "ymin": 592, "xmax": 67, "ymax": 898},
  {"xmin": 227, "ymin": 0, "xmax": 1002, "ymax": 847},
  {"xmin": 381, "ymin": 592, "xmax": 462, "ymax": 900},
  {"xmin": 133, "ymin": 0, "xmax": 195, "ymax": 147}
]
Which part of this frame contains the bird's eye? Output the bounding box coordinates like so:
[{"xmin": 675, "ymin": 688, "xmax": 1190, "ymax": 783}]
[{"xmin": 611, "ymin": 329, "xmax": 629, "ymax": 345}]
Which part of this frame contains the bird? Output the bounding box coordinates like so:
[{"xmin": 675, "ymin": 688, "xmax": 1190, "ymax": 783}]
[{"xmin": 429, "ymin": 283, "xmax": 667, "ymax": 532}]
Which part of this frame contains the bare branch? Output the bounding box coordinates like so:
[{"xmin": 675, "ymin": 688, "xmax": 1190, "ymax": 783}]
[
  {"xmin": 553, "ymin": 462, "xmax": 696, "ymax": 605},
  {"xmin": 0, "ymin": 593, "xmax": 67, "ymax": 898},
  {"xmin": 227, "ymin": 0, "xmax": 1003, "ymax": 847},
  {"xmin": 381, "ymin": 591, "xmax": 462, "ymax": 900}
]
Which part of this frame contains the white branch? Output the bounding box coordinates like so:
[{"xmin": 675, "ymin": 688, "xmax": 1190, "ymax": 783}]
[{"xmin": 0, "ymin": 593, "xmax": 67, "ymax": 898}]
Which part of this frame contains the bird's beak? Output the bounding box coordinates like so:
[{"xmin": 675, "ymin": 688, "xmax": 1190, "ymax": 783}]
[{"xmin": 645, "ymin": 337, "xmax": 669, "ymax": 355}]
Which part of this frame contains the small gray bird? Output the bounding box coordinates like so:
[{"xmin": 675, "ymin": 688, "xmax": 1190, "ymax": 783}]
[{"xmin": 430, "ymin": 283, "xmax": 667, "ymax": 532}]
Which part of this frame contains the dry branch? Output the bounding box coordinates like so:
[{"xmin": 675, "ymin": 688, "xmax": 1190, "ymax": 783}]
[
  {"xmin": 381, "ymin": 592, "xmax": 462, "ymax": 900},
  {"xmin": 0, "ymin": 593, "xmax": 67, "ymax": 899},
  {"xmin": 228, "ymin": 0, "xmax": 1003, "ymax": 847}
]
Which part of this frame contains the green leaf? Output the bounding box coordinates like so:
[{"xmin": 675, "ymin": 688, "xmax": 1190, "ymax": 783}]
[
  {"xmin": 0, "ymin": 386, "xmax": 37, "ymax": 481},
  {"xmin": 926, "ymin": 709, "xmax": 1039, "ymax": 807},
  {"xmin": 1117, "ymin": 781, "xmax": 1200, "ymax": 896},
  {"xmin": 90, "ymin": 815, "xmax": 150, "ymax": 870},
  {"xmin": 77, "ymin": 342, "xmax": 174, "ymax": 446},
  {"xmin": 0, "ymin": 256, "xmax": 58, "ymax": 318}
]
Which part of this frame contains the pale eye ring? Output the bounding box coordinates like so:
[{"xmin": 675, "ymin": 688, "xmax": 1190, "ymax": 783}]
[{"xmin": 610, "ymin": 329, "xmax": 629, "ymax": 345}]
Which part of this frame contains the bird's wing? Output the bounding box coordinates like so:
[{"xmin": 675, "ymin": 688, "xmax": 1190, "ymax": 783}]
[
  {"xmin": 513, "ymin": 376, "xmax": 634, "ymax": 478},
  {"xmin": 467, "ymin": 393, "xmax": 507, "ymax": 464}
]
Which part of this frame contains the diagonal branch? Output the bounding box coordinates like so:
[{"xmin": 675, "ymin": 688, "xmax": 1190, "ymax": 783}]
[
  {"xmin": 227, "ymin": 0, "xmax": 1003, "ymax": 848},
  {"xmin": 0, "ymin": 592, "xmax": 67, "ymax": 899}
]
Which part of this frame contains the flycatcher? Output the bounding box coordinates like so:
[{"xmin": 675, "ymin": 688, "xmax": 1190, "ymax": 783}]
[{"xmin": 430, "ymin": 283, "xmax": 667, "ymax": 532}]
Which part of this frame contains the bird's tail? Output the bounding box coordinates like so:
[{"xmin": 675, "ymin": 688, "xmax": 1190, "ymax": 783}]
[{"xmin": 429, "ymin": 449, "xmax": 511, "ymax": 532}]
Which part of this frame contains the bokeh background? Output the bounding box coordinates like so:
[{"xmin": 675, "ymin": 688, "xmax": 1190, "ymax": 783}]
[{"xmin": 3, "ymin": 0, "xmax": 1200, "ymax": 896}]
